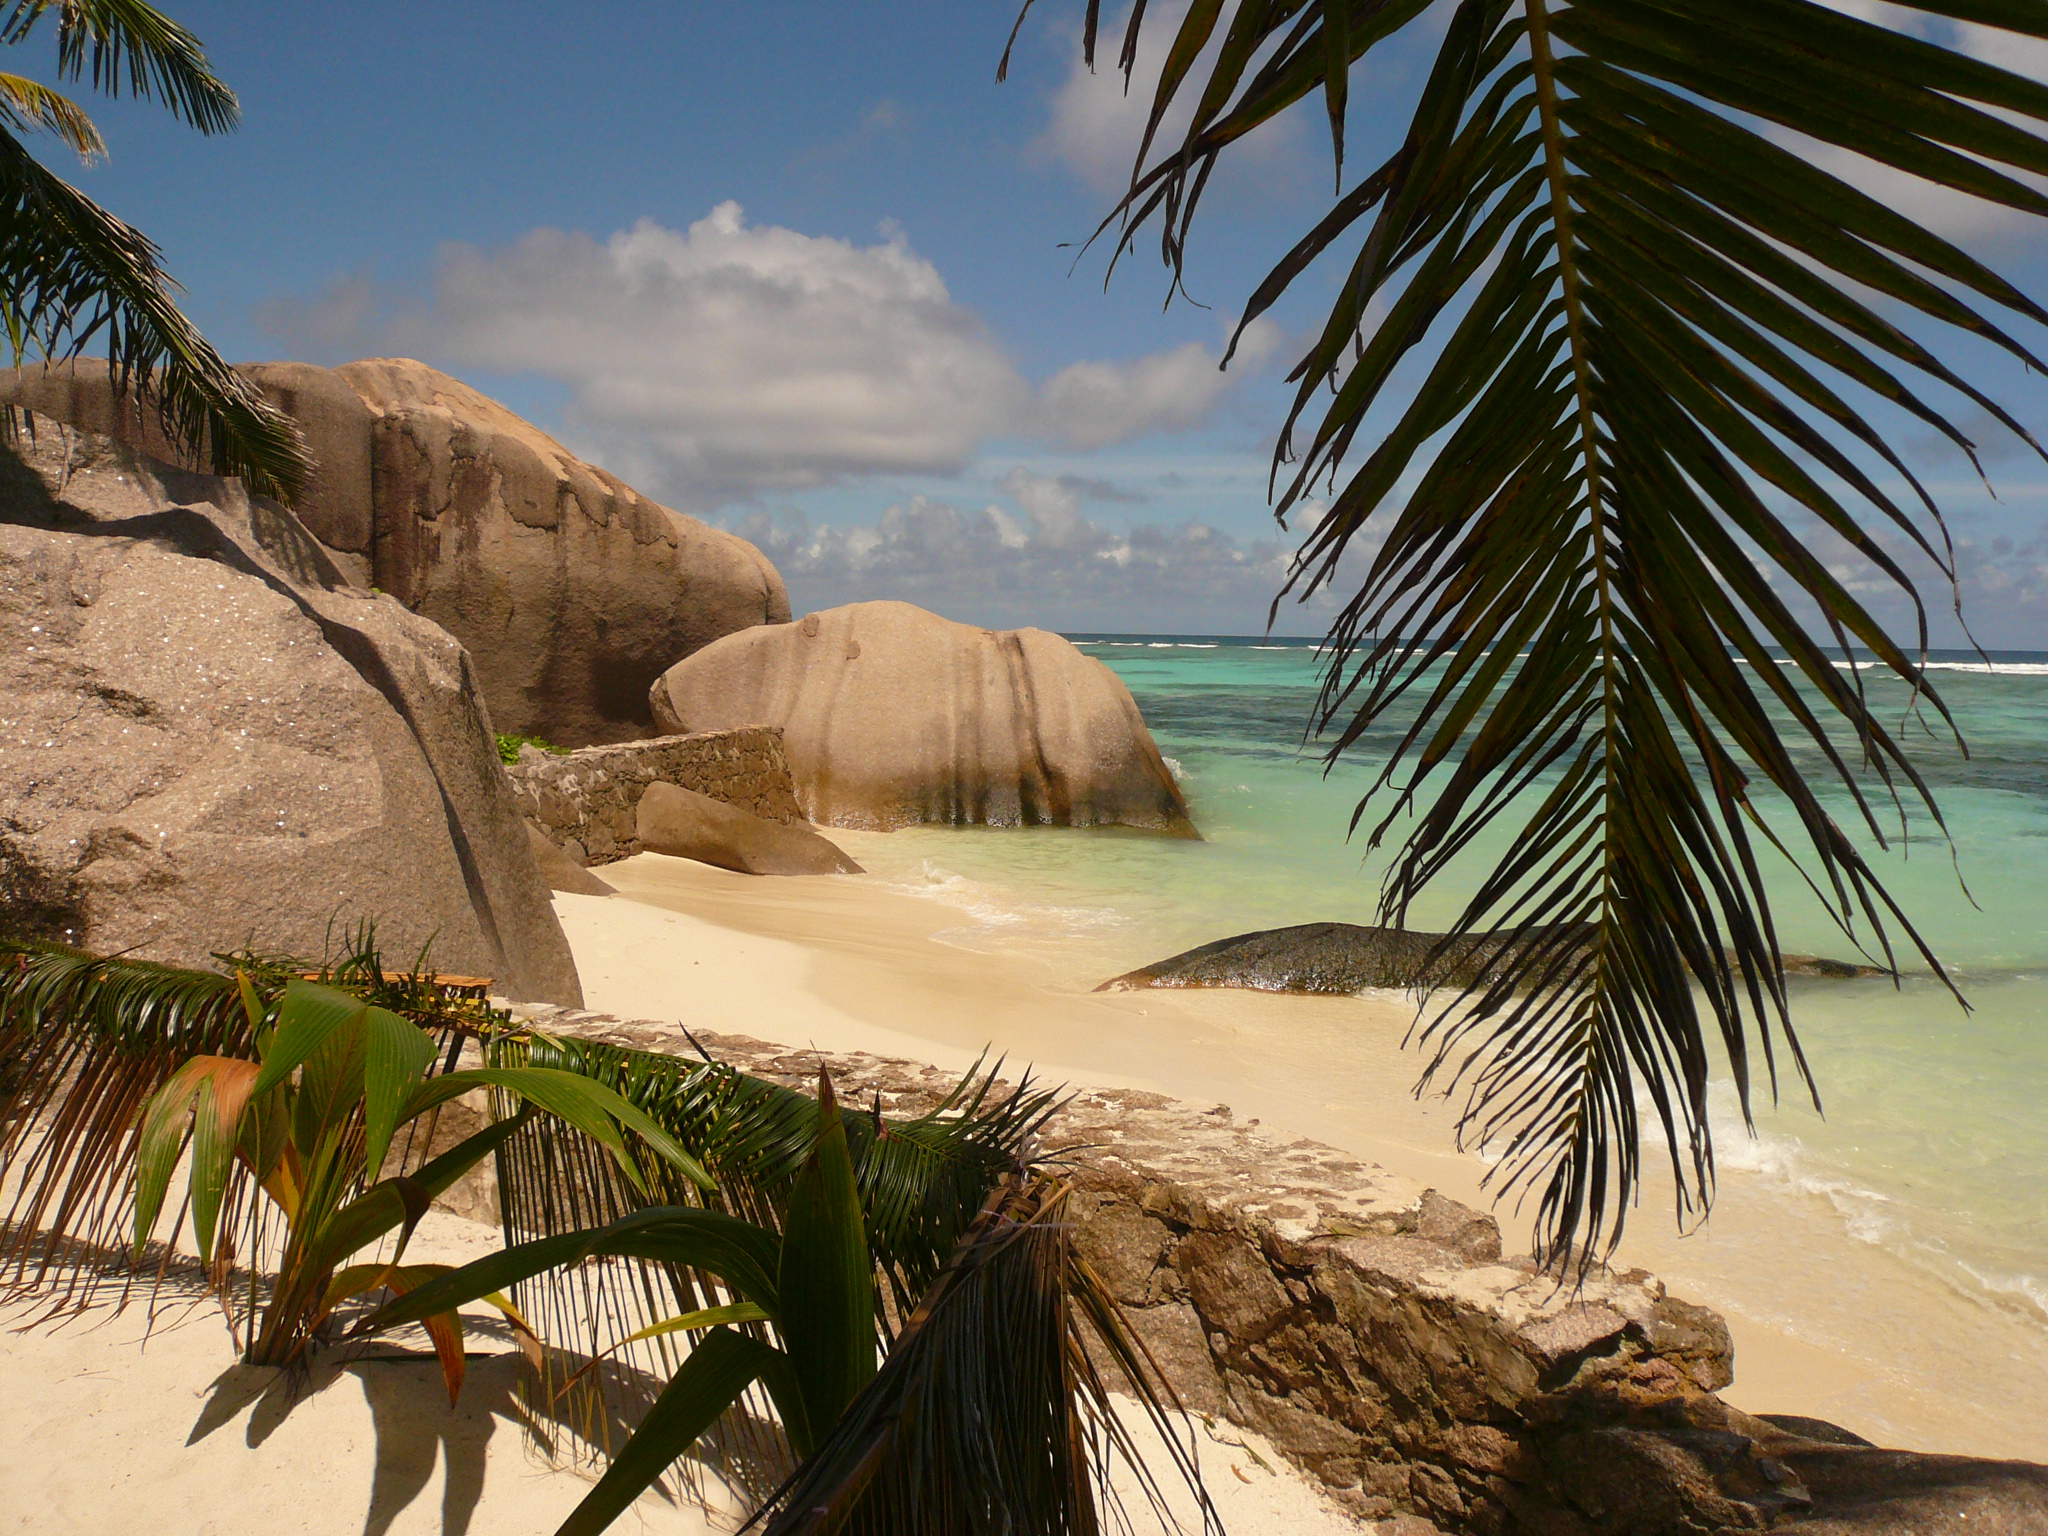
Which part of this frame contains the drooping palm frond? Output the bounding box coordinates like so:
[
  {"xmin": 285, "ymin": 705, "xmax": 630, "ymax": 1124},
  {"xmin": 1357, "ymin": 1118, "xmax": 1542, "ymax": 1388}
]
[
  {"xmin": 1012, "ymin": 0, "xmax": 2048, "ymax": 1262},
  {"xmin": 0, "ymin": 926, "xmax": 505, "ymax": 1306},
  {"xmin": 0, "ymin": 70, "xmax": 102, "ymax": 157},
  {"xmin": 755, "ymin": 1173, "xmax": 1218, "ymax": 1536},
  {"xmin": 0, "ymin": 0, "xmax": 238, "ymax": 134},
  {"xmin": 0, "ymin": 937, "xmax": 248, "ymax": 1297},
  {"xmin": 484, "ymin": 1034, "xmax": 1063, "ymax": 1490},
  {"xmin": 0, "ymin": 1, "xmax": 310, "ymax": 500}
]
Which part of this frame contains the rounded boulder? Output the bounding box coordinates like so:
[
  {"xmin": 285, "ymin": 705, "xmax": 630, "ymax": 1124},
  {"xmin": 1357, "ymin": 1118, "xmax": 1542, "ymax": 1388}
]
[{"xmin": 647, "ymin": 600, "xmax": 1198, "ymax": 837}]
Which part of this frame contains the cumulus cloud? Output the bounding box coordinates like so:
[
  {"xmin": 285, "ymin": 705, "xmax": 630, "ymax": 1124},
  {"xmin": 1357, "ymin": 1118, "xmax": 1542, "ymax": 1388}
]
[
  {"xmin": 262, "ymin": 202, "xmax": 1274, "ymax": 509},
  {"xmin": 727, "ymin": 467, "xmax": 1345, "ymax": 632}
]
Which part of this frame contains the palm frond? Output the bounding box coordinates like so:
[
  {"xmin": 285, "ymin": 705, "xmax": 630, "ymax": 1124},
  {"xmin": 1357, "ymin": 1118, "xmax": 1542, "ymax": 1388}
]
[
  {"xmin": 0, "ymin": 927, "xmax": 503, "ymax": 1308},
  {"xmin": 0, "ymin": 937, "xmax": 248, "ymax": 1296},
  {"xmin": 0, "ymin": 70, "xmax": 102, "ymax": 158},
  {"xmin": 0, "ymin": 0, "xmax": 237, "ymax": 133},
  {"xmin": 1045, "ymin": 0, "xmax": 2048, "ymax": 1263},
  {"xmin": 0, "ymin": 125, "xmax": 311, "ymax": 500},
  {"xmin": 485, "ymin": 1035, "xmax": 1062, "ymax": 1487},
  {"xmin": 755, "ymin": 1172, "xmax": 1219, "ymax": 1536}
]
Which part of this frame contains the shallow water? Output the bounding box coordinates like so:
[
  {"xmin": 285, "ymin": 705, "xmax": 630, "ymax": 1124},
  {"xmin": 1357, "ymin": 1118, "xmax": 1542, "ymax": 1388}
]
[{"xmin": 841, "ymin": 636, "xmax": 2048, "ymax": 1455}]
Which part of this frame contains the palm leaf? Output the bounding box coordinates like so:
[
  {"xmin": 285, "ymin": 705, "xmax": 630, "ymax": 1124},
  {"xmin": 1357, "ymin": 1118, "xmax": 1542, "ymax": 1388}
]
[
  {"xmin": 0, "ymin": 70, "xmax": 102, "ymax": 157},
  {"xmin": 0, "ymin": 938, "xmax": 250, "ymax": 1296},
  {"xmin": 754, "ymin": 1173, "xmax": 1218, "ymax": 1536},
  {"xmin": 1032, "ymin": 0, "xmax": 2048, "ymax": 1263},
  {"xmin": 483, "ymin": 1034, "xmax": 1061, "ymax": 1494},
  {"xmin": 0, "ymin": 2, "xmax": 308, "ymax": 500},
  {"xmin": 0, "ymin": 0, "xmax": 238, "ymax": 134}
]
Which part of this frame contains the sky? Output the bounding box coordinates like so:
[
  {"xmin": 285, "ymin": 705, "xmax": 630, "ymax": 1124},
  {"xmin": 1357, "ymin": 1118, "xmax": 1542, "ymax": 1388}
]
[{"xmin": 16, "ymin": 0, "xmax": 2048, "ymax": 644}]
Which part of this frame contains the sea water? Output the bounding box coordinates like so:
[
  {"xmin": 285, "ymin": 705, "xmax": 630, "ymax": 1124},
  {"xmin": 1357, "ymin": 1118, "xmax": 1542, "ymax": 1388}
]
[{"xmin": 838, "ymin": 635, "xmax": 2048, "ymax": 1454}]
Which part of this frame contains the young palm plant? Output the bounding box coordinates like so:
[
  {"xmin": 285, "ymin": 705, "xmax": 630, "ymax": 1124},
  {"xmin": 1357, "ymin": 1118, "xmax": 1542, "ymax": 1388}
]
[
  {"xmin": 0, "ymin": 0, "xmax": 309, "ymax": 498},
  {"xmin": 129, "ymin": 972, "xmax": 712, "ymax": 1390},
  {"xmin": 0, "ymin": 933, "xmax": 709, "ymax": 1391},
  {"xmin": 1005, "ymin": 0, "xmax": 2048, "ymax": 1263},
  {"xmin": 379, "ymin": 1068, "xmax": 1211, "ymax": 1536}
]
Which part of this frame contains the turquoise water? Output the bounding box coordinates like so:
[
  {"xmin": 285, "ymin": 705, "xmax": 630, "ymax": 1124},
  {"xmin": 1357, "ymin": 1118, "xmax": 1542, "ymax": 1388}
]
[{"xmin": 842, "ymin": 635, "xmax": 2048, "ymax": 1445}]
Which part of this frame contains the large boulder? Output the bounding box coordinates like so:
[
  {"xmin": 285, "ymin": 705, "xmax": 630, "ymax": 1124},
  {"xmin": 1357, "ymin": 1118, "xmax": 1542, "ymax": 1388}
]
[
  {"xmin": 635, "ymin": 782, "xmax": 862, "ymax": 876},
  {"xmin": 0, "ymin": 416, "xmax": 582, "ymax": 1004},
  {"xmin": 0, "ymin": 358, "xmax": 794, "ymax": 746},
  {"xmin": 647, "ymin": 601, "xmax": 1198, "ymax": 837}
]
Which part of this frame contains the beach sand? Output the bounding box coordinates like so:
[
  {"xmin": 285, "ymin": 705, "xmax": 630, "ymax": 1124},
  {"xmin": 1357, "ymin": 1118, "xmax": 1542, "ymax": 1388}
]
[
  {"xmin": 4, "ymin": 843, "xmax": 2037, "ymax": 1533},
  {"xmin": 572, "ymin": 845, "xmax": 2048, "ymax": 1464}
]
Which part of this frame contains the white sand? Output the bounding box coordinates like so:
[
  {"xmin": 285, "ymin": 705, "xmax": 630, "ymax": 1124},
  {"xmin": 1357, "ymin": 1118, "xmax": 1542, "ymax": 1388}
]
[
  {"xmin": 0, "ymin": 1200, "xmax": 1357, "ymax": 1536},
  {"xmin": 566, "ymin": 850, "xmax": 2047, "ymax": 1462},
  {"xmin": 4, "ymin": 840, "xmax": 2027, "ymax": 1533}
]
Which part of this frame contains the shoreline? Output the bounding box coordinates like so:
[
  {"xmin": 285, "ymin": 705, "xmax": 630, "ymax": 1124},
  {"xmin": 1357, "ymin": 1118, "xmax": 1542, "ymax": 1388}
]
[{"xmin": 564, "ymin": 847, "xmax": 2048, "ymax": 1464}]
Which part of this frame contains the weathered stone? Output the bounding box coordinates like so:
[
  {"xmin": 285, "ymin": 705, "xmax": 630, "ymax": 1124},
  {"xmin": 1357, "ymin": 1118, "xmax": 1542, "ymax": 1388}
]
[
  {"xmin": 0, "ymin": 418, "xmax": 581, "ymax": 1003},
  {"xmin": 648, "ymin": 600, "xmax": 1196, "ymax": 836},
  {"xmin": 635, "ymin": 782, "xmax": 861, "ymax": 877},
  {"xmin": 525, "ymin": 821, "xmax": 615, "ymax": 896},
  {"xmin": 1176, "ymin": 1231, "xmax": 1294, "ymax": 1343},
  {"xmin": 0, "ymin": 357, "xmax": 794, "ymax": 747},
  {"xmin": 1072, "ymin": 1202, "xmax": 1175, "ymax": 1305},
  {"xmin": 1100, "ymin": 921, "xmax": 1883, "ymax": 995},
  {"xmin": 504, "ymin": 728, "xmax": 803, "ymax": 867}
]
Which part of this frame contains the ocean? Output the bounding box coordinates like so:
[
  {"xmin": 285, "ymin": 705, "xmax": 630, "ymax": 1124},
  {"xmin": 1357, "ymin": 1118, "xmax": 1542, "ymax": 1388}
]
[{"xmin": 836, "ymin": 635, "xmax": 2048, "ymax": 1456}]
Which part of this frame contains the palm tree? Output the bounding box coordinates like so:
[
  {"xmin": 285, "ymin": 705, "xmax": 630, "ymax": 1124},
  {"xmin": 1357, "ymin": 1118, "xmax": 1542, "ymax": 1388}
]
[
  {"xmin": 1004, "ymin": 1, "xmax": 2048, "ymax": 1264},
  {"xmin": 0, "ymin": 0, "xmax": 309, "ymax": 500}
]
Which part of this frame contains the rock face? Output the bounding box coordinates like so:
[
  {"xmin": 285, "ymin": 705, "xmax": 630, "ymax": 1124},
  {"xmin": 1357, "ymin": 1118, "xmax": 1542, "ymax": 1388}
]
[
  {"xmin": 648, "ymin": 601, "xmax": 1197, "ymax": 837},
  {"xmin": 1101, "ymin": 922, "xmax": 1884, "ymax": 995},
  {"xmin": 506, "ymin": 726, "xmax": 803, "ymax": 867},
  {"xmin": 0, "ymin": 358, "xmax": 794, "ymax": 746},
  {"xmin": 635, "ymin": 782, "xmax": 862, "ymax": 876},
  {"xmin": 493, "ymin": 1002, "xmax": 2048, "ymax": 1536},
  {"xmin": 524, "ymin": 822, "xmax": 616, "ymax": 897},
  {"xmin": 0, "ymin": 416, "xmax": 582, "ymax": 1004}
]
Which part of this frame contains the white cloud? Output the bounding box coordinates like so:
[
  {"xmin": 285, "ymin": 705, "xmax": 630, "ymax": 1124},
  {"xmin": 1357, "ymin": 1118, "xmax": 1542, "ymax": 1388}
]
[
  {"xmin": 262, "ymin": 202, "xmax": 1278, "ymax": 509},
  {"xmin": 425, "ymin": 204, "xmax": 1027, "ymax": 499},
  {"xmin": 728, "ymin": 466, "xmax": 1345, "ymax": 632},
  {"xmin": 1040, "ymin": 319, "xmax": 1283, "ymax": 449}
]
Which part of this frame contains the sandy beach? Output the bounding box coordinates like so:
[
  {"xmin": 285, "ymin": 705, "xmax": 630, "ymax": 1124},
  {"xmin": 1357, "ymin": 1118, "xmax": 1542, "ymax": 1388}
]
[
  {"xmin": 569, "ymin": 847, "xmax": 2048, "ymax": 1465},
  {"xmin": 5, "ymin": 844, "xmax": 2040, "ymax": 1534}
]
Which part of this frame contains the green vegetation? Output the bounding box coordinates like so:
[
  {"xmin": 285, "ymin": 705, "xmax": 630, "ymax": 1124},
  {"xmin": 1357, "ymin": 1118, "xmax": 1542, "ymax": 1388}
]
[
  {"xmin": 0, "ymin": 1, "xmax": 309, "ymax": 499},
  {"xmin": 1006, "ymin": 1, "xmax": 2048, "ymax": 1262},
  {"xmin": 498, "ymin": 731, "xmax": 567, "ymax": 764},
  {"xmin": 0, "ymin": 935, "xmax": 1205, "ymax": 1535}
]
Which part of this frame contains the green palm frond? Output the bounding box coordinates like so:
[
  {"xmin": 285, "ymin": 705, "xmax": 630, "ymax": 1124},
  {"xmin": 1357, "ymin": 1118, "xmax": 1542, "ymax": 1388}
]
[
  {"xmin": 0, "ymin": 927, "xmax": 503, "ymax": 1303},
  {"xmin": 1020, "ymin": 0, "xmax": 2048, "ymax": 1263},
  {"xmin": 755, "ymin": 1173, "xmax": 1218, "ymax": 1536},
  {"xmin": 0, "ymin": 938, "xmax": 249, "ymax": 1293},
  {"xmin": 484, "ymin": 1034, "xmax": 1063, "ymax": 1483},
  {"xmin": 0, "ymin": 0, "xmax": 237, "ymax": 134},
  {"xmin": 0, "ymin": 69, "xmax": 101, "ymax": 157},
  {"xmin": 0, "ymin": 1, "xmax": 308, "ymax": 500}
]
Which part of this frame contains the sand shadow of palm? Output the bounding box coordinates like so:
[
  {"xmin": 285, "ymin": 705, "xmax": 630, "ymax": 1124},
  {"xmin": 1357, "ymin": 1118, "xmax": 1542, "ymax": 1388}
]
[{"xmin": 185, "ymin": 1329, "xmax": 725, "ymax": 1536}]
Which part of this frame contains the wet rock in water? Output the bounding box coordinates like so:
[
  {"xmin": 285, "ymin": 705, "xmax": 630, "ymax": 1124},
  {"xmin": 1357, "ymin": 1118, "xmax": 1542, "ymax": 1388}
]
[
  {"xmin": 0, "ymin": 416, "xmax": 583, "ymax": 1004},
  {"xmin": 636, "ymin": 781, "xmax": 862, "ymax": 876},
  {"xmin": 648, "ymin": 599, "xmax": 1197, "ymax": 837},
  {"xmin": 1098, "ymin": 921, "xmax": 1885, "ymax": 994},
  {"xmin": 1097, "ymin": 922, "xmax": 1519, "ymax": 994}
]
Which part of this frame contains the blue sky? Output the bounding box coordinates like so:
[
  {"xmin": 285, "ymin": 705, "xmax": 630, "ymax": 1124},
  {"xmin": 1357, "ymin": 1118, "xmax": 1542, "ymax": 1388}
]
[{"xmin": 20, "ymin": 0, "xmax": 2048, "ymax": 643}]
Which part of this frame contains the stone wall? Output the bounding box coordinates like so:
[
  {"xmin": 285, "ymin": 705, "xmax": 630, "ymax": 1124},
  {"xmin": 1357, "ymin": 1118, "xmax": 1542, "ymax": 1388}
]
[
  {"xmin": 490, "ymin": 1002, "xmax": 1851, "ymax": 1535},
  {"xmin": 504, "ymin": 727, "xmax": 803, "ymax": 866}
]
